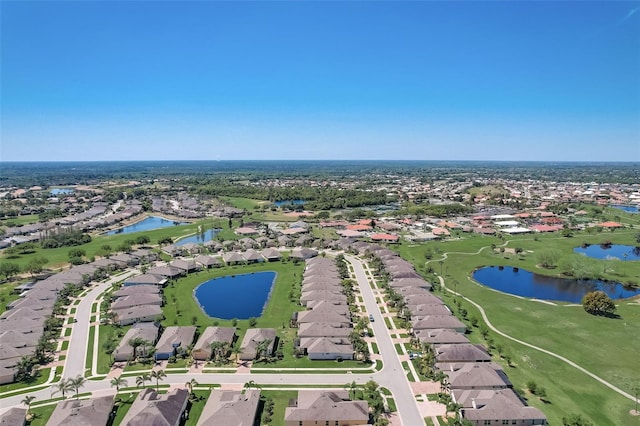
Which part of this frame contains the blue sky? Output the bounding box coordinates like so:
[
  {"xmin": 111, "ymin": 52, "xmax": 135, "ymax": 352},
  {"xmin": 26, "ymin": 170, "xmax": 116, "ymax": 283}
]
[{"xmin": 1, "ymin": 1, "xmax": 639, "ymax": 162}]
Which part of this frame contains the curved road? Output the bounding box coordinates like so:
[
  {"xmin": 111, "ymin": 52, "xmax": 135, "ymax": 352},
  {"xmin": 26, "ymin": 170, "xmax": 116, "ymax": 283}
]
[{"xmin": 2, "ymin": 256, "xmax": 425, "ymax": 425}]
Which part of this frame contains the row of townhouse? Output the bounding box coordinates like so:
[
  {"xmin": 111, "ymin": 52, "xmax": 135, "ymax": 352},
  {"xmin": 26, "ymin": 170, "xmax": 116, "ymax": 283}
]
[
  {"xmin": 0, "ymin": 258, "xmax": 124, "ymax": 384},
  {"xmin": 1, "ymin": 384, "xmax": 369, "ymax": 426},
  {"xmin": 349, "ymin": 240, "xmax": 548, "ymax": 426},
  {"xmin": 292, "ymin": 257, "xmax": 355, "ymax": 361}
]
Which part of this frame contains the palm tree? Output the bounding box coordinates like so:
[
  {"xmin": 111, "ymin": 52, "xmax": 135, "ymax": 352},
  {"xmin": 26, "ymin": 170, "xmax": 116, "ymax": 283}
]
[
  {"xmin": 128, "ymin": 337, "xmax": 145, "ymax": 361},
  {"xmin": 110, "ymin": 376, "xmax": 128, "ymax": 392},
  {"xmin": 21, "ymin": 395, "xmax": 36, "ymax": 418},
  {"xmin": 255, "ymin": 339, "xmax": 272, "ymax": 362},
  {"xmin": 136, "ymin": 373, "xmax": 151, "ymax": 388},
  {"xmin": 185, "ymin": 378, "xmax": 199, "ymax": 394},
  {"xmin": 243, "ymin": 380, "xmax": 261, "ymax": 392},
  {"xmin": 51, "ymin": 378, "xmax": 73, "ymax": 399},
  {"xmin": 230, "ymin": 345, "xmax": 242, "ymax": 364},
  {"xmin": 150, "ymin": 369, "xmax": 166, "ymax": 392},
  {"xmin": 344, "ymin": 381, "xmax": 358, "ymax": 400},
  {"xmin": 68, "ymin": 375, "xmax": 86, "ymax": 399}
]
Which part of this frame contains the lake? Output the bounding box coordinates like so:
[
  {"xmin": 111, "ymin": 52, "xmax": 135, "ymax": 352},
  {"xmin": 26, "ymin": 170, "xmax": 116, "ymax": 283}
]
[
  {"xmin": 574, "ymin": 244, "xmax": 640, "ymax": 261},
  {"xmin": 50, "ymin": 188, "xmax": 74, "ymax": 195},
  {"xmin": 472, "ymin": 266, "xmax": 640, "ymax": 303},
  {"xmin": 274, "ymin": 199, "xmax": 306, "ymax": 207},
  {"xmin": 611, "ymin": 205, "xmax": 639, "ymax": 213},
  {"xmin": 194, "ymin": 271, "xmax": 276, "ymax": 319},
  {"xmin": 105, "ymin": 216, "xmax": 188, "ymax": 235},
  {"xmin": 176, "ymin": 229, "xmax": 221, "ymax": 245}
]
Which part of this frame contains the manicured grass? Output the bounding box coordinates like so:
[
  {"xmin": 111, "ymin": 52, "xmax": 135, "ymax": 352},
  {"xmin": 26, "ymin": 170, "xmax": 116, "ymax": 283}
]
[
  {"xmin": 1, "ymin": 214, "xmax": 39, "ymax": 226},
  {"xmin": 96, "ymin": 324, "xmax": 122, "ymax": 374},
  {"xmin": 85, "ymin": 326, "xmax": 95, "ymax": 371},
  {"xmin": 219, "ymin": 196, "xmax": 266, "ymax": 210},
  {"xmin": 371, "ymin": 342, "xmax": 379, "ymax": 354},
  {"xmin": 28, "ymin": 403, "xmax": 57, "ymax": 426},
  {"xmin": 184, "ymin": 389, "xmax": 211, "ymax": 425},
  {"xmin": 394, "ymin": 343, "xmax": 403, "ymax": 355},
  {"xmin": 260, "ymin": 390, "xmax": 298, "ymax": 426},
  {"xmin": 394, "ymin": 230, "xmax": 640, "ymax": 425},
  {"xmin": 0, "ymin": 216, "xmax": 222, "ymax": 269},
  {"xmin": 61, "ymin": 340, "xmax": 69, "ymax": 351},
  {"xmin": 161, "ymin": 259, "xmax": 367, "ymax": 367},
  {"xmin": 0, "ymin": 281, "xmax": 21, "ymax": 316},
  {"xmin": 112, "ymin": 393, "xmax": 138, "ymax": 425},
  {"xmin": 0, "ymin": 367, "xmax": 51, "ymax": 394}
]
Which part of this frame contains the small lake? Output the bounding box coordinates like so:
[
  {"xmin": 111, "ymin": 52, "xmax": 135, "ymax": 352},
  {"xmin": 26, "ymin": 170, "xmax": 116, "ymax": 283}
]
[
  {"xmin": 50, "ymin": 188, "xmax": 74, "ymax": 195},
  {"xmin": 274, "ymin": 199, "xmax": 306, "ymax": 207},
  {"xmin": 611, "ymin": 205, "xmax": 639, "ymax": 214},
  {"xmin": 176, "ymin": 229, "xmax": 221, "ymax": 246},
  {"xmin": 194, "ymin": 271, "xmax": 276, "ymax": 319},
  {"xmin": 105, "ymin": 216, "xmax": 188, "ymax": 235},
  {"xmin": 473, "ymin": 266, "xmax": 640, "ymax": 303},
  {"xmin": 574, "ymin": 244, "xmax": 640, "ymax": 261}
]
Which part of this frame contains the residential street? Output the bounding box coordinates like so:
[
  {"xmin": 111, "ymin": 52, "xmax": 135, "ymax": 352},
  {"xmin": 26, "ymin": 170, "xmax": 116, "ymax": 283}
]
[{"xmin": 1, "ymin": 257, "xmax": 427, "ymax": 425}]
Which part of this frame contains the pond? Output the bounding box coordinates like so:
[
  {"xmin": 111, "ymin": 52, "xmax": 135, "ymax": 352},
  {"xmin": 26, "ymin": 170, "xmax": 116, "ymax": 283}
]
[
  {"xmin": 274, "ymin": 199, "xmax": 306, "ymax": 207},
  {"xmin": 472, "ymin": 266, "xmax": 640, "ymax": 303},
  {"xmin": 194, "ymin": 271, "xmax": 276, "ymax": 319},
  {"xmin": 611, "ymin": 205, "xmax": 639, "ymax": 214},
  {"xmin": 105, "ymin": 216, "xmax": 188, "ymax": 235},
  {"xmin": 574, "ymin": 244, "xmax": 640, "ymax": 261},
  {"xmin": 176, "ymin": 229, "xmax": 221, "ymax": 246},
  {"xmin": 50, "ymin": 188, "xmax": 74, "ymax": 195}
]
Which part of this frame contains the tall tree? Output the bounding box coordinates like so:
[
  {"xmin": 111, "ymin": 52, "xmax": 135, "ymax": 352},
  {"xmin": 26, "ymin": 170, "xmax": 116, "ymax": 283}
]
[
  {"xmin": 136, "ymin": 373, "xmax": 151, "ymax": 388},
  {"xmin": 51, "ymin": 378, "xmax": 73, "ymax": 399},
  {"xmin": 150, "ymin": 369, "xmax": 166, "ymax": 392},
  {"xmin": 21, "ymin": 395, "xmax": 36, "ymax": 418},
  {"xmin": 68, "ymin": 376, "xmax": 86, "ymax": 399},
  {"xmin": 582, "ymin": 291, "xmax": 616, "ymax": 316},
  {"xmin": 110, "ymin": 376, "xmax": 128, "ymax": 392}
]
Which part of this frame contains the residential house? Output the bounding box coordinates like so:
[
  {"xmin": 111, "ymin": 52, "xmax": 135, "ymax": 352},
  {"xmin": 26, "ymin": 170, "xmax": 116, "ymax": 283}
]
[
  {"xmin": 435, "ymin": 344, "xmax": 492, "ymax": 363},
  {"xmin": 0, "ymin": 407, "xmax": 26, "ymax": 426},
  {"xmin": 192, "ymin": 327, "xmax": 237, "ymax": 361},
  {"xmin": 47, "ymin": 395, "xmax": 115, "ymax": 426},
  {"xmin": 284, "ymin": 391, "xmax": 369, "ymax": 426},
  {"xmin": 196, "ymin": 389, "xmax": 261, "ymax": 426},
  {"xmin": 123, "ymin": 274, "xmax": 167, "ymax": 287},
  {"xmin": 239, "ymin": 328, "xmax": 276, "ymax": 361},
  {"xmin": 121, "ymin": 388, "xmax": 189, "ymax": 426},
  {"xmin": 112, "ymin": 322, "xmax": 159, "ymax": 362},
  {"xmin": 460, "ymin": 389, "xmax": 547, "ymax": 425},
  {"xmin": 113, "ymin": 304, "xmax": 163, "ymax": 326},
  {"xmin": 111, "ymin": 293, "xmax": 163, "ymax": 311},
  {"xmin": 155, "ymin": 326, "xmax": 197, "ymax": 360}
]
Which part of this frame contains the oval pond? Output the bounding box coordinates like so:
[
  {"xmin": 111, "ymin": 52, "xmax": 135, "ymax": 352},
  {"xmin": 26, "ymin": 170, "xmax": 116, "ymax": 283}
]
[
  {"xmin": 194, "ymin": 271, "xmax": 276, "ymax": 319},
  {"xmin": 472, "ymin": 266, "xmax": 640, "ymax": 303},
  {"xmin": 574, "ymin": 244, "xmax": 640, "ymax": 261},
  {"xmin": 105, "ymin": 216, "xmax": 188, "ymax": 235},
  {"xmin": 176, "ymin": 229, "xmax": 221, "ymax": 246}
]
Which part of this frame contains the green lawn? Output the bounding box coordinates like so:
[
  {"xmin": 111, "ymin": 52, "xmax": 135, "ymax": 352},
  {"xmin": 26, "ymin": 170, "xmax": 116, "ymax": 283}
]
[
  {"xmin": 85, "ymin": 327, "xmax": 95, "ymax": 372},
  {"xmin": 1, "ymin": 214, "xmax": 39, "ymax": 227},
  {"xmin": 28, "ymin": 403, "xmax": 57, "ymax": 426},
  {"xmin": 0, "ymin": 215, "xmax": 226, "ymax": 269},
  {"xmin": 260, "ymin": 390, "xmax": 298, "ymax": 426},
  {"xmin": 0, "ymin": 281, "xmax": 21, "ymax": 316},
  {"xmin": 0, "ymin": 367, "xmax": 51, "ymax": 394},
  {"xmin": 184, "ymin": 389, "xmax": 212, "ymax": 425},
  {"xmin": 394, "ymin": 229, "xmax": 640, "ymax": 425},
  {"xmin": 96, "ymin": 324, "xmax": 123, "ymax": 374}
]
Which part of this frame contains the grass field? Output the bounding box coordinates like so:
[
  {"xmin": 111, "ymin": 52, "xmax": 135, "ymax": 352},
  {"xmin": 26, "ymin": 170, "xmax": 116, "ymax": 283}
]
[
  {"xmin": 0, "ymin": 281, "xmax": 21, "ymax": 316},
  {"xmin": 260, "ymin": 390, "xmax": 298, "ymax": 426},
  {"xmin": 395, "ymin": 230, "xmax": 640, "ymax": 424}
]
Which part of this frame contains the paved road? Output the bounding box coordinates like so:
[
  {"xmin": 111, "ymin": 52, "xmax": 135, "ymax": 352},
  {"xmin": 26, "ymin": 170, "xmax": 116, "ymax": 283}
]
[
  {"xmin": 345, "ymin": 255, "xmax": 424, "ymax": 426},
  {"xmin": 63, "ymin": 271, "xmax": 137, "ymax": 380},
  {"xmin": 2, "ymin": 258, "xmax": 425, "ymax": 425}
]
